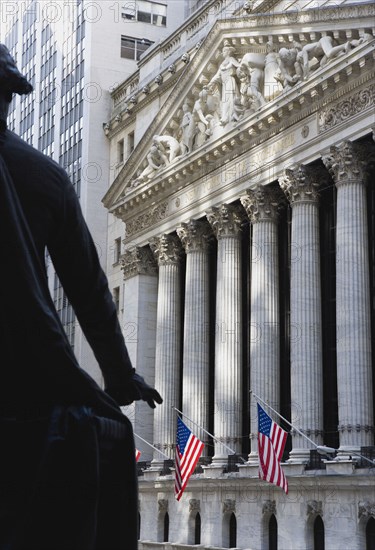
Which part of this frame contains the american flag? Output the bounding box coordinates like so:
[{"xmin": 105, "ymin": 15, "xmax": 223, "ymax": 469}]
[
  {"xmin": 135, "ymin": 449, "xmax": 141, "ymax": 462},
  {"xmin": 175, "ymin": 417, "xmax": 204, "ymax": 501},
  {"xmin": 257, "ymin": 403, "xmax": 288, "ymax": 494}
]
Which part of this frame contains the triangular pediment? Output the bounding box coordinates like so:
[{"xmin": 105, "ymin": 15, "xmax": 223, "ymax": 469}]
[{"xmin": 103, "ymin": 1, "xmax": 375, "ymax": 211}]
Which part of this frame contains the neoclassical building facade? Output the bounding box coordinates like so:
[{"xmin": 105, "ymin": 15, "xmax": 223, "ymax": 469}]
[{"xmin": 103, "ymin": 0, "xmax": 375, "ymax": 548}]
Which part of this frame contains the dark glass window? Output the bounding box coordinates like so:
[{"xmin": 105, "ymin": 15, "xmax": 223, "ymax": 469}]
[
  {"xmin": 314, "ymin": 516, "xmax": 325, "ymax": 550},
  {"xmin": 269, "ymin": 514, "xmax": 277, "ymax": 550}
]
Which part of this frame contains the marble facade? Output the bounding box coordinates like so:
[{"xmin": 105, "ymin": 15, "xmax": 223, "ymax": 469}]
[{"xmin": 103, "ymin": 0, "xmax": 375, "ymax": 548}]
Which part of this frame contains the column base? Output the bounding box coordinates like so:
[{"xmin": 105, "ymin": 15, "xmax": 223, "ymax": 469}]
[
  {"xmin": 143, "ymin": 466, "xmax": 163, "ymax": 481},
  {"xmin": 336, "ymin": 445, "xmax": 361, "ymax": 462},
  {"xmin": 247, "ymin": 451, "xmax": 259, "ymax": 465},
  {"xmin": 287, "ymin": 448, "xmax": 311, "ymax": 464}
]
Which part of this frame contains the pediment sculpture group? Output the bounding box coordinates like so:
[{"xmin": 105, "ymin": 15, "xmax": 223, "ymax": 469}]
[{"xmin": 130, "ymin": 32, "xmax": 373, "ymax": 189}]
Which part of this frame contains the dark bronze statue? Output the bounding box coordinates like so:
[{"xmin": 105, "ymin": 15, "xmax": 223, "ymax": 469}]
[{"xmin": 0, "ymin": 43, "xmax": 161, "ymax": 549}]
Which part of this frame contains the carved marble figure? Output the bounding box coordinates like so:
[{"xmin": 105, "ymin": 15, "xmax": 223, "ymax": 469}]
[
  {"xmin": 238, "ymin": 52, "xmax": 266, "ymax": 109},
  {"xmin": 131, "ymin": 142, "xmax": 168, "ymax": 187},
  {"xmin": 299, "ymin": 35, "xmax": 351, "ymax": 78},
  {"xmin": 264, "ymin": 39, "xmax": 283, "ymax": 101},
  {"xmin": 179, "ymin": 100, "xmax": 195, "ymax": 154},
  {"xmin": 153, "ymin": 135, "xmax": 181, "ymax": 163},
  {"xmin": 276, "ymin": 44, "xmax": 303, "ymax": 90},
  {"xmin": 208, "ymin": 42, "xmax": 240, "ymax": 125}
]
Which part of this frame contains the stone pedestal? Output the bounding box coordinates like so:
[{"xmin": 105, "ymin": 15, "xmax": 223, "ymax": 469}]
[
  {"xmin": 150, "ymin": 234, "xmax": 183, "ymax": 463},
  {"xmin": 279, "ymin": 165, "xmax": 324, "ymax": 462},
  {"xmin": 241, "ymin": 187, "xmax": 280, "ymax": 464},
  {"xmin": 207, "ymin": 204, "xmax": 244, "ymax": 464},
  {"xmin": 323, "ymin": 141, "xmax": 374, "ymax": 458}
]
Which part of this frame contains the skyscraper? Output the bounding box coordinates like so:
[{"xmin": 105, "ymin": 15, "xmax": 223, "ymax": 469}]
[{"xmin": 1, "ymin": 0, "xmax": 186, "ymax": 383}]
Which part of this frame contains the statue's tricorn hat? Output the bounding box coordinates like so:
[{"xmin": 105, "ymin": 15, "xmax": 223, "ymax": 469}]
[{"xmin": 0, "ymin": 44, "xmax": 33, "ymax": 102}]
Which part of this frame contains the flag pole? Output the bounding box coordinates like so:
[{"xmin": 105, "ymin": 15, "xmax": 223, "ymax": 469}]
[
  {"xmin": 251, "ymin": 390, "xmax": 375, "ymax": 466},
  {"xmin": 133, "ymin": 432, "xmax": 170, "ymax": 460},
  {"xmin": 250, "ymin": 390, "xmax": 318, "ymax": 448},
  {"xmin": 173, "ymin": 406, "xmax": 239, "ymax": 457}
]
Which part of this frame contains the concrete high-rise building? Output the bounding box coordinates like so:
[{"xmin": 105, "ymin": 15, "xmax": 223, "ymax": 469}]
[
  {"xmin": 0, "ymin": 0, "xmax": 186, "ymax": 383},
  {"xmin": 103, "ymin": 0, "xmax": 375, "ymax": 547}
]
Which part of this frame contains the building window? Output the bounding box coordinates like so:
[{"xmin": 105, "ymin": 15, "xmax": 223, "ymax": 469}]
[
  {"xmin": 163, "ymin": 512, "xmax": 169, "ymax": 542},
  {"xmin": 113, "ymin": 287, "xmax": 120, "ymax": 314},
  {"xmin": 269, "ymin": 514, "xmax": 277, "ymax": 550},
  {"xmin": 314, "ymin": 516, "xmax": 325, "ymax": 550},
  {"xmin": 114, "ymin": 237, "xmax": 122, "ymax": 264},
  {"xmin": 121, "ymin": 35, "xmax": 154, "ymax": 60},
  {"xmin": 229, "ymin": 513, "xmax": 236, "ymax": 548},
  {"xmin": 195, "ymin": 513, "xmax": 201, "ymax": 545},
  {"xmin": 366, "ymin": 517, "xmax": 375, "ymax": 550},
  {"xmin": 121, "ymin": 1, "xmax": 167, "ymax": 26},
  {"xmin": 128, "ymin": 131, "xmax": 135, "ymax": 157},
  {"xmin": 117, "ymin": 139, "xmax": 124, "ymax": 164}
]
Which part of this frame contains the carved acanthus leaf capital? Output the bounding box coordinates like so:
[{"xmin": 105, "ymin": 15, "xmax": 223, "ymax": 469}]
[
  {"xmin": 150, "ymin": 234, "xmax": 183, "ymax": 266},
  {"xmin": 158, "ymin": 499, "xmax": 169, "ymax": 513},
  {"xmin": 262, "ymin": 500, "xmax": 276, "ymax": 515},
  {"xmin": 358, "ymin": 501, "xmax": 375, "ymax": 520},
  {"xmin": 241, "ymin": 186, "xmax": 281, "ymax": 223},
  {"xmin": 307, "ymin": 500, "xmax": 323, "ymax": 517},
  {"xmin": 206, "ymin": 203, "xmax": 245, "ymax": 238},
  {"xmin": 121, "ymin": 246, "xmax": 158, "ymax": 280},
  {"xmin": 177, "ymin": 219, "xmax": 213, "ymax": 253},
  {"xmin": 223, "ymin": 499, "xmax": 236, "ymax": 514},
  {"xmin": 189, "ymin": 499, "xmax": 201, "ymax": 513},
  {"xmin": 279, "ymin": 164, "xmax": 323, "ymax": 204},
  {"xmin": 321, "ymin": 141, "xmax": 368, "ymax": 186}
]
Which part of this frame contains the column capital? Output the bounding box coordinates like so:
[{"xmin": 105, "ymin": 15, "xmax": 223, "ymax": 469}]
[
  {"xmin": 206, "ymin": 203, "xmax": 245, "ymax": 238},
  {"xmin": 321, "ymin": 140, "xmax": 369, "ymax": 187},
  {"xmin": 177, "ymin": 219, "xmax": 213, "ymax": 253},
  {"xmin": 121, "ymin": 246, "xmax": 157, "ymax": 280},
  {"xmin": 150, "ymin": 233, "xmax": 183, "ymax": 266},
  {"xmin": 279, "ymin": 164, "xmax": 325, "ymax": 204},
  {"xmin": 241, "ymin": 185, "xmax": 281, "ymax": 223}
]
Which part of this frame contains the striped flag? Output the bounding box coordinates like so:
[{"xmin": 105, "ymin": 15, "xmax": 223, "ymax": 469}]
[
  {"xmin": 135, "ymin": 449, "xmax": 141, "ymax": 462},
  {"xmin": 257, "ymin": 403, "xmax": 288, "ymax": 494},
  {"xmin": 175, "ymin": 417, "xmax": 204, "ymax": 501}
]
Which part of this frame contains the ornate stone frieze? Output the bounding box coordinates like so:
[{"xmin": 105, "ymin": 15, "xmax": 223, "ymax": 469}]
[
  {"xmin": 307, "ymin": 500, "xmax": 323, "ymax": 517},
  {"xmin": 125, "ymin": 202, "xmax": 168, "ymax": 238},
  {"xmin": 279, "ymin": 164, "xmax": 324, "ymax": 204},
  {"xmin": 322, "ymin": 141, "xmax": 368, "ymax": 186},
  {"xmin": 241, "ymin": 186, "xmax": 281, "ymax": 222},
  {"xmin": 121, "ymin": 246, "xmax": 158, "ymax": 280},
  {"xmin": 189, "ymin": 499, "xmax": 201, "ymax": 513},
  {"xmin": 158, "ymin": 499, "xmax": 169, "ymax": 513},
  {"xmin": 150, "ymin": 234, "xmax": 183, "ymax": 266},
  {"xmin": 262, "ymin": 500, "xmax": 276, "ymax": 516},
  {"xmin": 177, "ymin": 219, "xmax": 213, "ymax": 253},
  {"xmin": 358, "ymin": 501, "xmax": 375, "ymax": 520},
  {"xmin": 223, "ymin": 499, "xmax": 236, "ymax": 514},
  {"xmin": 319, "ymin": 84, "xmax": 375, "ymax": 132},
  {"xmin": 206, "ymin": 203, "xmax": 245, "ymax": 238}
]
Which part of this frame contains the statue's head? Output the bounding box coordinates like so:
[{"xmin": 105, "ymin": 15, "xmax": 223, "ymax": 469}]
[
  {"xmin": 279, "ymin": 47, "xmax": 295, "ymax": 64},
  {"xmin": 0, "ymin": 44, "xmax": 33, "ymax": 102}
]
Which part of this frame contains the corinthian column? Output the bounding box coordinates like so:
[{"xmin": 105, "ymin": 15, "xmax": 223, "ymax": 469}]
[
  {"xmin": 150, "ymin": 234, "xmax": 183, "ymax": 462},
  {"xmin": 279, "ymin": 165, "xmax": 324, "ymax": 461},
  {"xmin": 322, "ymin": 141, "xmax": 374, "ymax": 457},
  {"xmin": 177, "ymin": 220, "xmax": 212, "ymax": 454},
  {"xmin": 241, "ymin": 186, "xmax": 280, "ymax": 463},
  {"xmin": 121, "ymin": 246, "xmax": 158, "ymax": 462},
  {"xmin": 206, "ymin": 204, "xmax": 244, "ymax": 464}
]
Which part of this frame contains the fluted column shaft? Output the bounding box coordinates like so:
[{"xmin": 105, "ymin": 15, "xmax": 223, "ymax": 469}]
[
  {"xmin": 150, "ymin": 234, "xmax": 183, "ymax": 461},
  {"xmin": 280, "ymin": 166, "xmax": 324, "ymax": 460},
  {"xmin": 177, "ymin": 220, "xmax": 212, "ymax": 455},
  {"xmin": 323, "ymin": 141, "xmax": 373, "ymax": 456},
  {"xmin": 241, "ymin": 187, "xmax": 280, "ymax": 462},
  {"xmin": 207, "ymin": 204, "xmax": 244, "ymax": 463}
]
